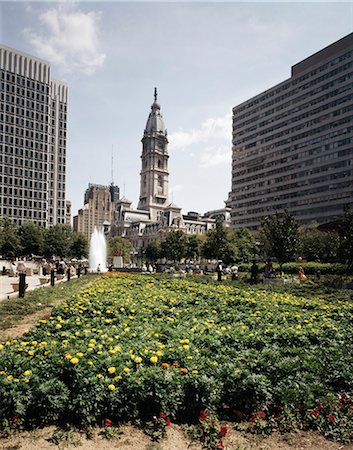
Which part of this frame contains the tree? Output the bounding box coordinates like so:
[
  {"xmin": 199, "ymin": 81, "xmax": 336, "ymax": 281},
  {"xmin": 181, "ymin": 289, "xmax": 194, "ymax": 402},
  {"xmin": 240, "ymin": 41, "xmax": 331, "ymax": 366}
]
[
  {"xmin": 107, "ymin": 237, "xmax": 132, "ymax": 264},
  {"xmin": 261, "ymin": 210, "xmax": 299, "ymax": 268},
  {"xmin": 298, "ymin": 224, "xmax": 339, "ymax": 262},
  {"xmin": 43, "ymin": 224, "xmax": 72, "ymax": 258},
  {"xmin": 145, "ymin": 241, "xmax": 162, "ymax": 263},
  {"xmin": 70, "ymin": 232, "xmax": 88, "ymax": 259},
  {"xmin": 338, "ymin": 205, "xmax": 353, "ymax": 269},
  {"xmin": 201, "ymin": 221, "xmax": 237, "ymax": 265},
  {"xmin": 232, "ymin": 227, "xmax": 258, "ymax": 262},
  {"xmin": 160, "ymin": 230, "xmax": 186, "ymax": 263},
  {"xmin": 0, "ymin": 218, "xmax": 21, "ymax": 259},
  {"xmin": 185, "ymin": 235, "xmax": 202, "ymax": 260},
  {"xmin": 17, "ymin": 221, "xmax": 43, "ymax": 257}
]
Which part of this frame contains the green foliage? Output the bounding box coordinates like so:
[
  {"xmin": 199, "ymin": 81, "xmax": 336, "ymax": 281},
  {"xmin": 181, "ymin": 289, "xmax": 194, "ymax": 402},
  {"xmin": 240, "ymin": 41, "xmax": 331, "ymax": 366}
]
[
  {"xmin": 70, "ymin": 232, "xmax": 88, "ymax": 259},
  {"xmin": 298, "ymin": 225, "xmax": 339, "ymax": 262},
  {"xmin": 145, "ymin": 241, "xmax": 162, "ymax": 263},
  {"xmin": 0, "ymin": 218, "xmax": 21, "ymax": 258},
  {"xmin": 202, "ymin": 221, "xmax": 236, "ymax": 265},
  {"xmin": 185, "ymin": 235, "xmax": 202, "ymax": 260},
  {"xmin": 43, "ymin": 224, "xmax": 72, "ymax": 259},
  {"xmin": 261, "ymin": 210, "xmax": 300, "ymax": 267},
  {"xmin": 338, "ymin": 205, "xmax": 353, "ymax": 269},
  {"xmin": 160, "ymin": 230, "xmax": 186, "ymax": 262},
  {"xmin": 231, "ymin": 228, "xmax": 258, "ymax": 262},
  {"xmin": 17, "ymin": 222, "xmax": 44, "ymax": 257},
  {"xmin": 1, "ymin": 275, "xmax": 353, "ymax": 442},
  {"xmin": 107, "ymin": 236, "xmax": 132, "ymax": 264}
]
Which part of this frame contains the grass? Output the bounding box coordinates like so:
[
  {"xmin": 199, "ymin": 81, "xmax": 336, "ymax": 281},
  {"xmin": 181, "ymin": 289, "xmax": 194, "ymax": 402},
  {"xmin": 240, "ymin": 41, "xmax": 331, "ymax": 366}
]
[{"xmin": 0, "ymin": 275, "xmax": 97, "ymax": 333}]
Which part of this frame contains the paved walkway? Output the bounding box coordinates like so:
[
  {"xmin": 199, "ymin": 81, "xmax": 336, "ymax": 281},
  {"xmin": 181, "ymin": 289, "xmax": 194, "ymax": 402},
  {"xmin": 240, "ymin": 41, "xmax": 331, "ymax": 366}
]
[{"xmin": 0, "ymin": 273, "xmax": 69, "ymax": 301}]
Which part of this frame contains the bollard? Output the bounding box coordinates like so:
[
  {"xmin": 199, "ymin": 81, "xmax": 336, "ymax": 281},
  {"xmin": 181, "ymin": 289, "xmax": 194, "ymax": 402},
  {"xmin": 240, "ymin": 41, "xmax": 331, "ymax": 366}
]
[
  {"xmin": 50, "ymin": 269, "xmax": 55, "ymax": 287},
  {"xmin": 67, "ymin": 268, "xmax": 71, "ymax": 282},
  {"xmin": 77, "ymin": 267, "xmax": 81, "ymax": 278},
  {"xmin": 19, "ymin": 273, "xmax": 26, "ymax": 298}
]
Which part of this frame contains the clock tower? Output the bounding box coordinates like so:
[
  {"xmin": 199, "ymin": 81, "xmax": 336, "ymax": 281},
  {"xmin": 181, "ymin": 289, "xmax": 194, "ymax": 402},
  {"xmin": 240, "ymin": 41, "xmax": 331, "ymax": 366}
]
[{"xmin": 138, "ymin": 88, "xmax": 169, "ymax": 221}]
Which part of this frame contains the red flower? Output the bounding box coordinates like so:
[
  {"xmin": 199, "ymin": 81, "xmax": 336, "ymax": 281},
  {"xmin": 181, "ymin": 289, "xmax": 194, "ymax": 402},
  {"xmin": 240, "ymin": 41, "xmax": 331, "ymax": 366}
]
[
  {"xmin": 160, "ymin": 412, "xmax": 171, "ymax": 426},
  {"xmin": 199, "ymin": 410, "xmax": 208, "ymax": 421},
  {"xmin": 219, "ymin": 425, "xmax": 228, "ymax": 437},
  {"xmin": 11, "ymin": 415, "xmax": 20, "ymax": 424},
  {"xmin": 256, "ymin": 410, "xmax": 266, "ymax": 419},
  {"xmin": 311, "ymin": 410, "xmax": 320, "ymax": 417},
  {"xmin": 328, "ymin": 414, "xmax": 335, "ymax": 423},
  {"xmin": 218, "ymin": 439, "xmax": 225, "ymax": 449},
  {"xmin": 317, "ymin": 402, "xmax": 323, "ymax": 410},
  {"xmin": 104, "ymin": 418, "xmax": 112, "ymax": 427}
]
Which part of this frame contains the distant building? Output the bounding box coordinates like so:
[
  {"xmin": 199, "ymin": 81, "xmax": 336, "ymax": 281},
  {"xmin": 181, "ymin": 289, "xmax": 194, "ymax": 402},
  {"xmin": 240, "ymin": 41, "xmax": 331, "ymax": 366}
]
[
  {"xmin": 0, "ymin": 44, "xmax": 68, "ymax": 227},
  {"xmin": 111, "ymin": 89, "xmax": 229, "ymax": 251},
  {"xmin": 73, "ymin": 183, "xmax": 119, "ymax": 241},
  {"xmin": 229, "ymin": 33, "xmax": 353, "ymax": 229}
]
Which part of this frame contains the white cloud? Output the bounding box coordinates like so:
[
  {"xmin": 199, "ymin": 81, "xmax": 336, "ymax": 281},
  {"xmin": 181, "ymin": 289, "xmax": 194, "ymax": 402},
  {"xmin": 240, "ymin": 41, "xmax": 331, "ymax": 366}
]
[
  {"xmin": 169, "ymin": 112, "xmax": 232, "ymax": 168},
  {"xmin": 169, "ymin": 112, "xmax": 232, "ymax": 151},
  {"xmin": 24, "ymin": 4, "xmax": 106, "ymax": 75},
  {"xmin": 200, "ymin": 146, "xmax": 231, "ymax": 168}
]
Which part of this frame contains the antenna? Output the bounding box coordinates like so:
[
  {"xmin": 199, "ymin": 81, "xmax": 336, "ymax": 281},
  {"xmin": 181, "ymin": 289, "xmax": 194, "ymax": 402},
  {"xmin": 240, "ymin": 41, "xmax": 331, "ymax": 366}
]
[{"xmin": 111, "ymin": 145, "xmax": 114, "ymax": 184}]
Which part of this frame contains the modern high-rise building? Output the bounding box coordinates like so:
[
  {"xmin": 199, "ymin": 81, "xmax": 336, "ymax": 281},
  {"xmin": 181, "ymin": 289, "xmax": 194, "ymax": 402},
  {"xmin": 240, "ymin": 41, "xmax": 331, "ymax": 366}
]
[
  {"xmin": 0, "ymin": 44, "xmax": 68, "ymax": 227},
  {"xmin": 229, "ymin": 33, "xmax": 353, "ymax": 229}
]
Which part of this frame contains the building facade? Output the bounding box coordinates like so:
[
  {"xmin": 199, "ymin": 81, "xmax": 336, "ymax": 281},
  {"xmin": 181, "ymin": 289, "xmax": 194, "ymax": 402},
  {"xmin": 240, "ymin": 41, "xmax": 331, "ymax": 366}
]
[
  {"xmin": 229, "ymin": 33, "xmax": 353, "ymax": 229},
  {"xmin": 111, "ymin": 90, "xmax": 228, "ymax": 251},
  {"xmin": 74, "ymin": 183, "xmax": 119, "ymax": 241},
  {"xmin": 0, "ymin": 44, "xmax": 68, "ymax": 227}
]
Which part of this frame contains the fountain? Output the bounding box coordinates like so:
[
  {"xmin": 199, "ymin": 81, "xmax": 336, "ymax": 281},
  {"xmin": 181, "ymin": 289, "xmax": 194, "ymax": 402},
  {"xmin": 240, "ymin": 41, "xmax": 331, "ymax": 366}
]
[{"xmin": 89, "ymin": 227, "xmax": 107, "ymax": 273}]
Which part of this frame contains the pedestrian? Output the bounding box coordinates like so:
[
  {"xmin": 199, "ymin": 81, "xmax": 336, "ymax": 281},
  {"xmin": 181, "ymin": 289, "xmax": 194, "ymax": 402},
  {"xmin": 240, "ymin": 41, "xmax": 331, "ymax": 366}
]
[
  {"xmin": 216, "ymin": 261, "xmax": 223, "ymax": 282},
  {"xmin": 231, "ymin": 265, "xmax": 238, "ymax": 281},
  {"xmin": 250, "ymin": 260, "xmax": 258, "ymax": 284},
  {"xmin": 97, "ymin": 264, "xmax": 101, "ymax": 275}
]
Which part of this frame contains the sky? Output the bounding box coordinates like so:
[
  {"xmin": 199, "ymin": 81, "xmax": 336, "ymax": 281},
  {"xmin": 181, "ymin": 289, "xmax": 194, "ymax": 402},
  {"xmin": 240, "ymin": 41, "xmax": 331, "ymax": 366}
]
[{"xmin": 1, "ymin": 1, "xmax": 353, "ymax": 218}]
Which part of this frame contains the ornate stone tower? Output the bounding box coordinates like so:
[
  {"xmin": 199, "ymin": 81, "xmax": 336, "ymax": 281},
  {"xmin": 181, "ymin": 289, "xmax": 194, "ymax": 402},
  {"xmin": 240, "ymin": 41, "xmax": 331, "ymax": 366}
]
[{"xmin": 138, "ymin": 88, "xmax": 169, "ymax": 222}]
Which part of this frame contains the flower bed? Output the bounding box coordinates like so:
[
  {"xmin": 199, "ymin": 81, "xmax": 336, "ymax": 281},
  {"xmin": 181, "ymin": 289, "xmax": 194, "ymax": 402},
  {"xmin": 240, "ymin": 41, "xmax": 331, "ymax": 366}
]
[{"xmin": 1, "ymin": 274, "xmax": 353, "ymax": 441}]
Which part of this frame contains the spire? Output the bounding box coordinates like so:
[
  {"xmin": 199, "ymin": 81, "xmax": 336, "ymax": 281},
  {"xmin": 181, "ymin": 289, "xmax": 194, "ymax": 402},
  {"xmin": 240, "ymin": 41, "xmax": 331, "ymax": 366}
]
[
  {"xmin": 144, "ymin": 87, "xmax": 166, "ymax": 135},
  {"xmin": 154, "ymin": 87, "xmax": 157, "ymax": 102}
]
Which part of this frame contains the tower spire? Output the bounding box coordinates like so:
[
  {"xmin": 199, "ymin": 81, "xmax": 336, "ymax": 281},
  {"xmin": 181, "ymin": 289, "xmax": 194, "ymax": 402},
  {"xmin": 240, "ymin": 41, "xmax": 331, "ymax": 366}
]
[{"xmin": 154, "ymin": 87, "xmax": 157, "ymax": 102}]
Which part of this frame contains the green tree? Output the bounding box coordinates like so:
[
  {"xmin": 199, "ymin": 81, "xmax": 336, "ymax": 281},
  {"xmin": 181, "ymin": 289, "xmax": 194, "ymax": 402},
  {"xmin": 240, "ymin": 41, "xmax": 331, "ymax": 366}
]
[
  {"xmin": 232, "ymin": 227, "xmax": 258, "ymax": 262},
  {"xmin": 160, "ymin": 230, "xmax": 187, "ymax": 263},
  {"xmin": 202, "ymin": 221, "xmax": 237, "ymax": 265},
  {"xmin": 338, "ymin": 205, "xmax": 353, "ymax": 269},
  {"xmin": 17, "ymin": 221, "xmax": 43, "ymax": 257},
  {"xmin": 261, "ymin": 210, "xmax": 299, "ymax": 268},
  {"xmin": 70, "ymin": 232, "xmax": 88, "ymax": 259},
  {"xmin": 107, "ymin": 237, "xmax": 132, "ymax": 264},
  {"xmin": 0, "ymin": 218, "xmax": 21, "ymax": 259},
  {"xmin": 145, "ymin": 241, "xmax": 162, "ymax": 263},
  {"xmin": 185, "ymin": 235, "xmax": 202, "ymax": 260},
  {"xmin": 298, "ymin": 224, "xmax": 339, "ymax": 262},
  {"xmin": 43, "ymin": 224, "xmax": 72, "ymax": 258}
]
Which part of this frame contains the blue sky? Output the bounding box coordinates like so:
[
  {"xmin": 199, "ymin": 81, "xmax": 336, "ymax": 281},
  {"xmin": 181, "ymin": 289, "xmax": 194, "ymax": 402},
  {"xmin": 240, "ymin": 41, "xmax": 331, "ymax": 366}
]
[{"xmin": 1, "ymin": 1, "xmax": 352, "ymax": 217}]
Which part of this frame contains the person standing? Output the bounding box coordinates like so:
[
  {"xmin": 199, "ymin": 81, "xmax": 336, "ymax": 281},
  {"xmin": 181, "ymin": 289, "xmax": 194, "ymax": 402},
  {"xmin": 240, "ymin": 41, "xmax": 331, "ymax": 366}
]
[
  {"xmin": 216, "ymin": 261, "xmax": 223, "ymax": 282},
  {"xmin": 250, "ymin": 260, "xmax": 259, "ymax": 284}
]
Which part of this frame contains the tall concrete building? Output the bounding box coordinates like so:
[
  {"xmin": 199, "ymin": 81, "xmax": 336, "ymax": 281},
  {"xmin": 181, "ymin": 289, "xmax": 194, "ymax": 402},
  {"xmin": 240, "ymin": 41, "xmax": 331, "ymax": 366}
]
[
  {"xmin": 73, "ymin": 183, "xmax": 119, "ymax": 241},
  {"xmin": 0, "ymin": 44, "xmax": 68, "ymax": 227},
  {"xmin": 229, "ymin": 33, "xmax": 353, "ymax": 229}
]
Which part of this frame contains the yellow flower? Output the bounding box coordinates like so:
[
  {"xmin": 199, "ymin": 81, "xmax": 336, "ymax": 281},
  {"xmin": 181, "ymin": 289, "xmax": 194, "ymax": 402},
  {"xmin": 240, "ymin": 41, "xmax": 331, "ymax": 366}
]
[
  {"xmin": 76, "ymin": 352, "xmax": 84, "ymax": 357},
  {"xmin": 108, "ymin": 367, "xmax": 116, "ymax": 374},
  {"xmin": 123, "ymin": 367, "xmax": 130, "ymax": 373},
  {"xmin": 28, "ymin": 350, "xmax": 34, "ymax": 356},
  {"xmin": 150, "ymin": 356, "xmax": 158, "ymax": 364},
  {"xmin": 180, "ymin": 368, "xmax": 188, "ymax": 375},
  {"xmin": 134, "ymin": 357, "xmax": 142, "ymax": 364},
  {"xmin": 70, "ymin": 357, "xmax": 79, "ymax": 364},
  {"xmin": 114, "ymin": 375, "xmax": 122, "ymax": 382},
  {"xmin": 24, "ymin": 370, "xmax": 32, "ymax": 376},
  {"xmin": 0, "ymin": 344, "xmax": 3, "ymax": 350},
  {"xmin": 24, "ymin": 378, "xmax": 30, "ymax": 383},
  {"xmin": 192, "ymin": 370, "xmax": 199, "ymax": 375},
  {"xmin": 108, "ymin": 384, "xmax": 115, "ymax": 391},
  {"xmin": 64, "ymin": 353, "xmax": 72, "ymax": 360}
]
